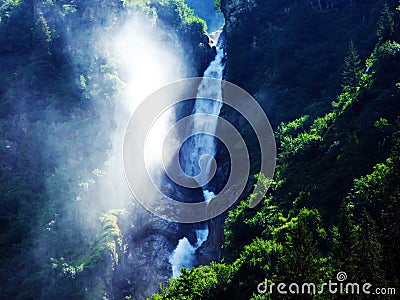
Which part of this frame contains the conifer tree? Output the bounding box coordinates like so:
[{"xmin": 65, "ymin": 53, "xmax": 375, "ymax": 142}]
[
  {"xmin": 341, "ymin": 41, "xmax": 362, "ymax": 94},
  {"xmin": 348, "ymin": 210, "xmax": 385, "ymax": 285},
  {"xmin": 380, "ymin": 132, "xmax": 400, "ymax": 286},
  {"xmin": 377, "ymin": 3, "xmax": 395, "ymax": 42},
  {"xmin": 281, "ymin": 209, "xmax": 325, "ymax": 284},
  {"xmin": 335, "ymin": 202, "xmax": 354, "ymax": 269},
  {"xmin": 31, "ymin": 15, "xmax": 54, "ymax": 79}
]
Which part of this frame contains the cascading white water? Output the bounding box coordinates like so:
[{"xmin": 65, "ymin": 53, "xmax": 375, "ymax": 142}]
[
  {"xmin": 169, "ymin": 191, "xmax": 216, "ymax": 277},
  {"xmin": 183, "ymin": 45, "xmax": 224, "ymax": 182},
  {"xmin": 169, "ymin": 33, "xmax": 225, "ymax": 278},
  {"xmin": 169, "ymin": 237, "xmax": 196, "ymax": 277}
]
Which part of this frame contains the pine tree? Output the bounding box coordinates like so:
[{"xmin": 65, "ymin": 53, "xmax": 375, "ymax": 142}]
[
  {"xmin": 341, "ymin": 41, "xmax": 362, "ymax": 94},
  {"xmin": 335, "ymin": 202, "xmax": 354, "ymax": 269},
  {"xmin": 380, "ymin": 132, "xmax": 400, "ymax": 286},
  {"xmin": 348, "ymin": 210, "xmax": 385, "ymax": 285},
  {"xmin": 281, "ymin": 209, "xmax": 325, "ymax": 284},
  {"xmin": 31, "ymin": 15, "xmax": 54, "ymax": 79},
  {"xmin": 377, "ymin": 3, "xmax": 395, "ymax": 42}
]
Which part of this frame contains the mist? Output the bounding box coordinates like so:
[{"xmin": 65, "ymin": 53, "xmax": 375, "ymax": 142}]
[
  {"xmin": 0, "ymin": 0, "xmax": 221, "ymax": 298},
  {"xmin": 30, "ymin": 4, "xmax": 196, "ymax": 298},
  {"xmin": 91, "ymin": 13, "xmax": 188, "ymax": 211}
]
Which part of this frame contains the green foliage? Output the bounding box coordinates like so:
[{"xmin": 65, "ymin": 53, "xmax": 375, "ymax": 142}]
[
  {"xmin": 185, "ymin": 0, "xmax": 224, "ymax": 33},
  {"xmin": 377, "ymin": 3, "xmax": 395, "ymax": 42},
  {"xmin": 155, "ymin": 207, "xmax": 333, "ymax": 299},
  {"xmin": 34, "ymin": 15, "xmax": 52, "ymax": 45},
  {"xmin": 375, "ymin": 39, "xmax": 400, "ymax": 60},
  {"xmin": 75, "ymin": 209, "xmax": 123, "ymax": 292},
  {"xmin": 154, "ymin": 0, "xmax": 207, "ymax": 32},
  {"xmin": 0, "ymin": 0, "xmax": 20, "ymax": 22},
  {"xmin": 230, "ymin": 238, "xmax": 283, "ymax": 298},
  {"xmin": 337, "ymin": 133, "xmax": 400, "ymax": 286},
  {"xmin": 223, "ymin": 174, "xmax": 275, "ymax": 259},
  {"xmin": 348, "ymin": 210, "xmax": 385, "ymax": 284},
  {"xmin": 122, "ymin": 0, "xmax": 157, "ymax": 17},
  {"xmin": 342, "ymin": 41, "xmax": 362, "ymax": 94},
  {"xmin": 277, "ymin": 112, "xmax": 335, "ymax": 160},
  {"xmin": 212, "ymin": 0, "xmax": 221, "ymax": 13},
  {"xmin": 276, "ymin": 115, "xmax": 310, "ymax": 139},
  {"xmin": 154, "ymin": 263, "xmax": 233, "ymax": 300},
  {"xmin": 279, "ymin": 209, "xmax": 331, "ymax": 284},
  {"xmin": 173, "ymin": 0, "xmax": 207, "ymax": 29}
]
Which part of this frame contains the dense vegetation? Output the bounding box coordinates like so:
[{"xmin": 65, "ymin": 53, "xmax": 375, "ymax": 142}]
[
  {"xmin": 154, "ymin": 1, "xmax": 400, "ymax": 299},
  {"xmin": 0, "ymin": 0, "xmax": 210, "ymax": 298},
  {"xmin": 1, "ymin": 0, "xmax": 399, "ymax": 299}
]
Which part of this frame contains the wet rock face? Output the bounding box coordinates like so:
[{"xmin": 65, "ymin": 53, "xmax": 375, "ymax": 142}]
[
  {"xmin": 221, "ymin": 0, "xmax": 256, "ymax": 31},
  {"xmin": 120, "ymin": 233, "xmax": 174, "ymax": 298},
  {"xmin": 112, "ymin": 207, "xmax": 180, "ymax": 299},
  {"xmin": 196, "ymin": 215, "xmax": 226, "ymax": 266}
]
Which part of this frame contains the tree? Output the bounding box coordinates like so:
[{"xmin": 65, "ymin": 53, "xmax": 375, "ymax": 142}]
[
  {"xmin": 377, "ymin": 3, "xmax": 395, "ymax": 42},
  {"xmin": 31, "ymin": 16, "xmax": 54, "ymax": 78},
  {"xmin": 212, "ymin": 0, "xmax": 221, "ymax": 12},
  {"xmin": 379, "ymin": 132, "xmax": 400, "ymax": 286},
  {"xmin": 335, "ymin": 202, "xmax": 355, "ymax": 270},
  {"xmin": 280, "ymin": 209, "xmax": 328, "ymax": 284},
  {"xmin": 341, "ymin": 41, "xmax": 362, "ymax": 94},
  {"xmin": 348, "ymin": 210, "xmax": 386, "ymax": 285},
  {"xmin": 34, "ymin": 16, "xmax": 52, "ymax": 47}
]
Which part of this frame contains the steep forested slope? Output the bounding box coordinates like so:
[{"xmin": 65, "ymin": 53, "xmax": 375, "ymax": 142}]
[
  {"xmin": 154, "ymin": 1, "xmax": 400, "ymax": 299},
  {"xmin": 222, "ymin": 0, "xmax": 396, "ymax": 125}
]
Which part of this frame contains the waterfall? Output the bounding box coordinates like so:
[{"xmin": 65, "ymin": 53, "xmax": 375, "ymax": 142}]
[
  {"xmin": 169, "ymin": 191, "xmax": 216, "ymax": 277},
  {"xmin": 169, "ymin": 237, "xmax": 196, "ymax": 277},
  {"xmin": 169, "ymin": 33, "xmax": 225, "ymax": 278},
  {"xmin": 183, "ymin": 45, "xmax": 224, "ymax": 183}
]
